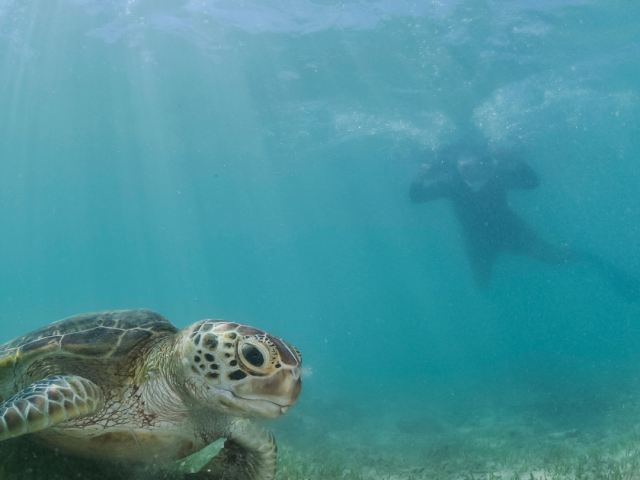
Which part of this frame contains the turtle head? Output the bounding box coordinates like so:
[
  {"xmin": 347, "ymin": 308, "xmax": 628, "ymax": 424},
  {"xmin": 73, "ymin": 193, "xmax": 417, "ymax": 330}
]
[{"xmin": 176, "ymin": 320, "xmax": 302, "ymax": 419}]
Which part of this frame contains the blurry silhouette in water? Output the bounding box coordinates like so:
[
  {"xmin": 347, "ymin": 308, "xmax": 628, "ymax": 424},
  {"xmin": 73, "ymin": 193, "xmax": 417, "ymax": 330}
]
[{"xmin": 410, "ymin": 137, "xmax": 640, "ymax": 301}]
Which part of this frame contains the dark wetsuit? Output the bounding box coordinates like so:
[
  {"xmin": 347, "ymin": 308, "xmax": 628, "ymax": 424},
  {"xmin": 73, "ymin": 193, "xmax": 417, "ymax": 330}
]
[{"xmin": 410, "ymin": 159, "xmax": 581, "ymax": 289}]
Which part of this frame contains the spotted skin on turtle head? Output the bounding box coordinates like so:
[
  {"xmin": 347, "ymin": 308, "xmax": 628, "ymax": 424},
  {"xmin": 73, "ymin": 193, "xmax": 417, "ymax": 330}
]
[{"xmin": 182, "ymin": 321, "xmax": 302, "ymax": 416}]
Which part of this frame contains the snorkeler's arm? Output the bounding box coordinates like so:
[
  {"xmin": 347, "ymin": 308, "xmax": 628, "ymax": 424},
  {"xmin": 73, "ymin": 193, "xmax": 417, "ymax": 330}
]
[{"xmin": 498, "ymin": 160, "xmax": 540, "ymax": 190}]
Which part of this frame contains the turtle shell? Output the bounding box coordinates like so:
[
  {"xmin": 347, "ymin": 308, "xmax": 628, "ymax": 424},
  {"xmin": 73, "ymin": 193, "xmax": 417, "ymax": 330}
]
[{"xmin": 0, "ymin": 309, "xmax": 178, "ymax": 399}]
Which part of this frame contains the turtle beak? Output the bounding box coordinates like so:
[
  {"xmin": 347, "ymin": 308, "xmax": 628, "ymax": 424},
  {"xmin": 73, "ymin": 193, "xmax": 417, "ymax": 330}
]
[{"xmin": 235, "ymin": 366, "xmax": 302, "ymax": 408}]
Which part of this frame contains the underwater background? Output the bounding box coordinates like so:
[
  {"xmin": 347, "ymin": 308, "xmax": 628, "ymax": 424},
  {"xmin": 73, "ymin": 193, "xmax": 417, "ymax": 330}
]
[{"xmin": 1, "ymin": 0, "xmax": 640, "ymax": 478}]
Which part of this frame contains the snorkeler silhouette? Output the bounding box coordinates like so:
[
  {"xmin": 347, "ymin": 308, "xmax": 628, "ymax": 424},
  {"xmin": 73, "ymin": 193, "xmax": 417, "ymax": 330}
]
[{"xmin": 410, "ymin": 139, "xmax": 640, "ymax": 301}]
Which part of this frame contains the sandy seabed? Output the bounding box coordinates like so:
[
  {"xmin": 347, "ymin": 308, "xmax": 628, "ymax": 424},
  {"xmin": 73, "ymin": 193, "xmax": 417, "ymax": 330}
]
[{"xmin": 3, "ymin": 390, "xmax": 640, "ymax": 480}]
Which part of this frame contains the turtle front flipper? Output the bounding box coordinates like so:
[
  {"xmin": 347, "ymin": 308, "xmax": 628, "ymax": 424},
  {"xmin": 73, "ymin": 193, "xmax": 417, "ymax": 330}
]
[
  {"xmin": 196, "ymin": 419, "xmax": 277, "ymax": 480},
  {"xmin": 0, "ymin": 375, "xmax": 104, "ymax": 442}
]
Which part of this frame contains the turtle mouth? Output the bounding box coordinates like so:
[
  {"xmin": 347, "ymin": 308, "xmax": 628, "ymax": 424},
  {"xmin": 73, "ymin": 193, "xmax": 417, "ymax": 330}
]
[{"xmin": 230, "ymin": 393, "xmax": 292, "ymax": 417}]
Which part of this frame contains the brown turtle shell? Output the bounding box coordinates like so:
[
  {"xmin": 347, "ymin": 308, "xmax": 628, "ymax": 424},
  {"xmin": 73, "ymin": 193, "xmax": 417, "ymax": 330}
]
[{"xmin": 0, "ymin": 309, "xmax": 178, "ymax": 399}]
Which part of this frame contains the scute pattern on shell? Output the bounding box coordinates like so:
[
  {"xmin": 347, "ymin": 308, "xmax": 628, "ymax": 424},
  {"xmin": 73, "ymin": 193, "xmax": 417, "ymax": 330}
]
[{"xmin": 0, "ymin": 309, "xmax": 178, "ymax": 396}]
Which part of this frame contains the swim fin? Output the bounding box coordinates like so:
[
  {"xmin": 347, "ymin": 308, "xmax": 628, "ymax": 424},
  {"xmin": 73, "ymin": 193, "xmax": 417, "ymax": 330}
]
[{"xmin": 597, "ymin": 260, "xmax": 640, "ymax": 303}]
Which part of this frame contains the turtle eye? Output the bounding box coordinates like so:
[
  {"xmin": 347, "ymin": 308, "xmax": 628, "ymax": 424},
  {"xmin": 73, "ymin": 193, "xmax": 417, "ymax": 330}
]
[{"xmin": 241, "ymin": 343, "xmax": 265, "ymax": 368}]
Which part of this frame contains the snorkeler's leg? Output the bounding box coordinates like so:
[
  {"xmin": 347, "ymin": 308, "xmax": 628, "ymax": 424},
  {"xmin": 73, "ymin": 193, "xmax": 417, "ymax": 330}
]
[
  {"xmin": 518, "ymin": 234, "xmax": 640, "ymax": 302},
  {"xmin": 582, "ymin": 254, "xmax": 640, "ymax": 302},
  {"xmin": 506, "ymin": 219, "xmax": 585, "ymax": 266},
  {"xmin": 524, "ymin": 239, "xmax": 586, "ymax": 266},
  {"xmin": 465, "ymin": 242, "xmax": 498, "ymax": 290}
]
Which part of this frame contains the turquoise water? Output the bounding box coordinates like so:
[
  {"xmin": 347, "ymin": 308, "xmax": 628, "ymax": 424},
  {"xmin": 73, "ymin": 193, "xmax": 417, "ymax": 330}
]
[{"xmin": 1, "ymin": 0, "xmax": 640, "ymax": 478}]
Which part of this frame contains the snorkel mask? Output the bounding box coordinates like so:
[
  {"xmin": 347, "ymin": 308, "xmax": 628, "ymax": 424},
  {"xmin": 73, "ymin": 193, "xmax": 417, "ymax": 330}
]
[{"xmin": 456, "ymin": 155, "xmax": 497, "ymax": 192}]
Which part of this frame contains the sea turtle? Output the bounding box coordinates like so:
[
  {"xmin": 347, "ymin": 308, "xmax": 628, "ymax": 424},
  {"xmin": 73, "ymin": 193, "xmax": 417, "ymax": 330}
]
[{"xmin": 0, "ymin": 309, "xmax": 302, "ymax": 479}]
